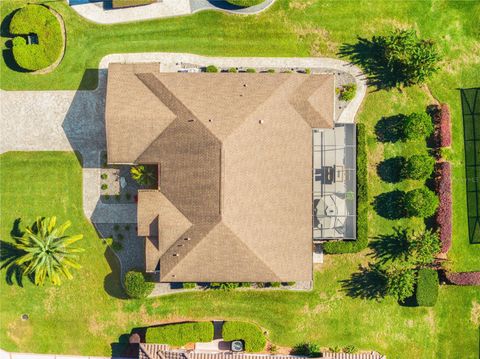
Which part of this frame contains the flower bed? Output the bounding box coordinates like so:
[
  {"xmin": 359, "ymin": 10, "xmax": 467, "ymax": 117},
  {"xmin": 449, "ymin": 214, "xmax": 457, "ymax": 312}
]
[
  {"xmin": 433, "ymin": 104, "xmax": 451, "ymax": 147},
  {"xmin": 445, "ymin": 271, "xmax": 480, "ymax": 286},
  {"xmin": 435, "ymin": 162, "xmax": 452, "ymax": 253}
]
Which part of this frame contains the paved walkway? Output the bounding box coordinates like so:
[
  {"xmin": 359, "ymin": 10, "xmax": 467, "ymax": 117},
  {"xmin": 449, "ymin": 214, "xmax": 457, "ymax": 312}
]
[
  {"xmin": 71, "ymin": 0, "xmax": 276, "ymax": 24},
  {"xmin": 0, "ymin": 349, "xmax": 128, "ymax": 359}
]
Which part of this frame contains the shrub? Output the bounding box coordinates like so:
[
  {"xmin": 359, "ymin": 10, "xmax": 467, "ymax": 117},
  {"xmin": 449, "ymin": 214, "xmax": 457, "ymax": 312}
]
[
  {"xmin": 435, "ymin": 162, "xmax": 452, "ymax": 253},
  {"xmin": 130, "ymin": 165, "xmax": 156, "ymax": 186},
  {"xmin": 445, "ymin": 271, "xmax": 480, "ymax": 286},
  {"xmin": 9, "ymin": 5, "xmax": 63, "ymax": 71},
  {"xmin": 101, "ymin": 183, "xmax": 108, "ymax": 190},
  {"xmin": 408, "ymin": 230, "xmax": 441, "ymax": 266},
  {"xmin": 338, "ymin": 83, "xmax": 357, "ymax": 101},
  {"xmin": 432, "ymin": 104, "xmax": 452, "ymax": 147},
  {"xmin": 401, "ymin": 154, "xmax": 435, "ymax": 180},
  {"xmin": 282, "ymin": 282, "xmax": 295, "ymax": 286},
  {"xmin": 111, "ymin": 0, "xmax": 156, "ymax": 8},
  {"xmin": 228, "ymin": 67, "xmax": 238, "ymax": 73},
  {"xmin": 223, "ymin": 321, "xmax": 266, "ymax": 352},
  {"xmin": 403, "ymin": 112, "xmax": 434, "ymax": 141},
  {"xmin": 240, "ymin": 282, "xmax": 252, "ymax": 288},
  {"xmin": 182, "ymin": 282, "xmax": 196, "ymax": 289},
  {"xmin": 266, "ymin": 68, "xmax": 275, "ymax": 73},
  {"xmin": 146, "ymin": 322, "xmax": 214, "ymax": 345},
  {"xmin": 404, "ymin": 188, "xmax": 439, "ymax": 218},
  {"xmin": 305, "ymin": 68, "xmax": 311, "ymax": 74},
  {"xmin": 292, "ymin": 343, "xmax": 321, "ymax": 357},
  {"xmin": 124, "ymin": 270, "xmax": 154, "ymax": 299},
  {"xmin": 246, "ymin": 68, "xmax": 256, "ymax": 73},
  {"xmin": 374, "ymin": 29, "xmax": 441, "ymax": 86},
  {"xmin": 101, "ymin": 173, "xmax": 108, "ymax": 180},
  {"xmin": 226, "ymin": 0, "xmax": 264, "ymax": 6},
  {"xmin": 210, "ymin": 282, "xmax": 240, "ymax": 290},
  {"xmin": 386, "ymin": 268, "xmax": 416, "ymax": 302},
  {"xmin": 323, "ymin": 124, "xmax": 368, "ymax": 253},
  {"xmin": 270, "ymin": 282, "xmax": 281, "ymax": 288},
  {"xmin": 343, "ymin": 345, "xmax": 357, "ymax": 354},
  {"xmin": 415, "ymin": 268, "xmax": 439, "ymax": 306},
  {"xmin": 205, "ymin": 65, "xmax": 219, "ymax": 73},
  {"xmin": 112, "ymin": 240, "xmax": 123, "ymax": 251}
]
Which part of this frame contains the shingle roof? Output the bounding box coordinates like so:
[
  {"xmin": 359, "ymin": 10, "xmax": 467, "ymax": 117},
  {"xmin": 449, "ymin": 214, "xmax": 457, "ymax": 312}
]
[{"xmin": 105, "ymin": 63, "xmax": 335, "ymax": 282}]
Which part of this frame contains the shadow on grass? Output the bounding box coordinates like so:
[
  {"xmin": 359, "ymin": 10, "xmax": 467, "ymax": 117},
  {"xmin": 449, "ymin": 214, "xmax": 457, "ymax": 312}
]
[
  {"xmin": 0, "ymin": 219, "xmax": 25, "ymax": 286},
  {"xmin": 377, "ymin": 157, "xmax": 405, "ymax": 183},
  {"xmin": 104, "ymin": 247, "xmax": 128, "ymax": 299},
  {"xmin": 375, "ymin": 114, "xmax": 406, "ymax": 143},
  {"xmin": 338, "ymin": 37, "xmax": 401, "ymax": 90},
  {"xmin": 373, "ymin": 190, "xmax": 405, "ymax": 220},
  {"xmin": 341, "ymin": 264, "xmax": 387, "ymax": 300},
  {"xmin": 370, "ymin": 227, "xmax": 410, "ymax": 265},
  {"xmin": 0, "ymin": 8, "xmax": 30, "ymax": 73},
  {"xmin": 111, "ymin": 333, "xmax": 137, "ymax": 358}
]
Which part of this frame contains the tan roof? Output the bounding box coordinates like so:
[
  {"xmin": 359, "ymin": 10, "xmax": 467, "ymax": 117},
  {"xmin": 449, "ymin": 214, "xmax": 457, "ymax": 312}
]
[{"xmin": 105, "ymin": 63, "xmax": 335, "ymax": 282}]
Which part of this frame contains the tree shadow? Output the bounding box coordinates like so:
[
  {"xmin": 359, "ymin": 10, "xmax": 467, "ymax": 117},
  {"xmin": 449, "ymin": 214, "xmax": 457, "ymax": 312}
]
[
  {"xmin": 0, "ymin": 219, "xmax": 27, "ymax": 286},
  {"xmin": 0, "ymin": 8, "xmax": 29, "ymax": 73},
  {"xmin": 341, "ymin": 264, "xmax": 387, "ymax": 300},
  {"xmin": 338, "ymin": 37, "xmax": 401, "ymax": 90},
  {"xmin": 375, "ymin": 114, "xmax": 406, "ymax": 143},
  {"xmin": 373, "ymin": 190, "xmax": 405, "ymax": 219},
  {"xmin": 377, "ymin": 157, "xmax": 405, "ymax": 183},
  {"xmin": 369, "ymin": 227, "xmax": 410, "ymax": 265},
  {"xmin": 103, "ymin": 247, "xmax": 128, "ymax": 299}
]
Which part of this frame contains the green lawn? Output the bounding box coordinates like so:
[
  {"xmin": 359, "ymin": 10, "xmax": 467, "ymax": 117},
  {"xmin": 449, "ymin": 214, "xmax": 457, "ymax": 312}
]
[
  {"xmin": 0, "ymin": 151, "xmax": 479, "ymax": 358},
  {"xmin": 1, "ymin": 0, "xmax": 480, "ymax": 357}
]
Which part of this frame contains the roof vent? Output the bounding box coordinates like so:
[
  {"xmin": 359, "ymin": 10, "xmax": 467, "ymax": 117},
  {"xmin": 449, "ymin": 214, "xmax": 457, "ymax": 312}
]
[
  {"xmin": 259, "ymin": 120, "xmax": 264, "ymax": 125},
  {"xmin": 173, "ymin": 253, "xmax": 179, "ymax": 257},
  {"xmin": 209, "ymin": 119, "xmax": 213, "ymax": 123},
  {"xmin": 243, "ymin": 83, "xmax": 247, "ymax": 87},
  {"xmin": 184, "ymin": 237, "xmax": 191, "ymax": 241}
]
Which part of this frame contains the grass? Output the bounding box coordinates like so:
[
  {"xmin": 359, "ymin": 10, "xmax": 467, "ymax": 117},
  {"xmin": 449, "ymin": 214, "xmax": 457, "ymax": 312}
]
[
  {"xmin": 1, "ymin": 0, "xmax": 480, "ymax": 356},
  {"xmin": 145, "ymin": 322, "xmax": 214, "ymax": 346},
  {"xmin": 226, "ymin": 0, "xmax": 265, "ymax": 7},
  {"xmin": 0, "ymin": 152, "xmax": 479, "ymax": 358},
  {"xmin": 222, "ymin": 321, "xmax": 267, "ymax": 352}
]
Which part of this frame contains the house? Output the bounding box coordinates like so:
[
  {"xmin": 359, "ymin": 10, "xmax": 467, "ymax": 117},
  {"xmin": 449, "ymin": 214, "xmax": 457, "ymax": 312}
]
[{"xmin": 105, "ymin": 63, "xmax": 338, "ymax": 283}]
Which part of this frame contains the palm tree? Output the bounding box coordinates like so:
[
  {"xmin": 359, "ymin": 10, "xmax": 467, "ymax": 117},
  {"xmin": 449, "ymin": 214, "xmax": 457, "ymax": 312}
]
[{"xmin": 8, "ymin": 217, "xmax": 84, "ymax": 286}]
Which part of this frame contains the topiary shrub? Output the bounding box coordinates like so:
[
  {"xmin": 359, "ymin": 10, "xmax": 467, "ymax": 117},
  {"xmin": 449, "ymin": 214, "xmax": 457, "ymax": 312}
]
[
  {"xmin": 415, "ymin": 268, "xmax": 439, "ymax": 306},
  {"xmin": 404, "ymin": 188, "xmax": 439, "ymax": 218},
  {"xmin": 124, "ymin": 270, "xmax": 154, "ymax": 299},
  {"xmin": 435, "ymin": 162, "xmax": 452, "ymax": 253},
  {"xmin": 205, "ymin": 65, "xmax": 219, "ymax": 73},
  {"xmin": 246, "ymin": 68, "xmax": 256, "ymax": 73},
  {"xmin": 9, "ymin": 4, "xmax": 63, "ymax": 71},
  {"xmin": 401, "ymin": 154, "xmax": 435, "ymax": 180},
  {"xmin": 222, "ymin": 321, "xmax": 266, "ymax": 352},
  {"xmin": 146, "ymin": 322, "xmax": 214, "ymax": 345},
  {"xmin": 323, "ymin": 124, "xmax": 368, "ymax": 254},
  {"xmin": 291, "ymin": 343, "xmax": 321, "ymax": 357},
  {"xmin": 403, "ymin": 112, "xmax": 434, "ymax": 141}
]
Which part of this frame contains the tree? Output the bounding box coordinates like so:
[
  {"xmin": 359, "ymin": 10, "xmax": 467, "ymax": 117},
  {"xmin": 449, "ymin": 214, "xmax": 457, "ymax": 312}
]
[
  {"xmin": 403, "ymin": 112, "xmax": 434, "ymax": 141},
  {"xmin": 6, "ymin": 217, "xmax": 84, "ymax": 286},
  {"xmin": 385, "ymin": 268, "xmax": 416, "ymax": 302},
  {"xmin": 124, "ymin": 270, "xmax": 154, "ymax": 299},
  {"xmin": 404, "ymin": 188, "xmax": 439, "ymax": 217},
  {"xmin": 375, "ymin": 29, "xmax": 441, "ymax": 86},
  {"xmin": 407, "ymin": 229, "xmax": 441, "ymax": 266},
  {"xmin": 130, "ymin": 165, "xmax": 156, "ymax": 186},
  {"xmin": 401, "ymin": 154, "xmax": 435, "ymax": 180}
]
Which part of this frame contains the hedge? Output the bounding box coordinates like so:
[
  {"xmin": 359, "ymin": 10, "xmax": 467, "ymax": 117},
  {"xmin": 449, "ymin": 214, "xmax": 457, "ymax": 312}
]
[
  {"xmin": 435, "ymin": 162, "xmax": 452, "ymax": 253},
  {"xmin": 446, "ymin": 271, "xmax": 480, "ymax": 286},
  {"xmin": 433, "ymin": 104, "xmax": 451, "ymax": 147},
  {"xmin": 226, "ymin": 0, "xmax": 264, "ymax": 7},
  {"xmin": 124, "ymin": 271, "xmax": 154, "ymax": 299},
  {"xmin": 9, "ymin": 4, "xmax": 63, "ymax": 71},
  {"xmin": 222, "ymin": 321, "xmax": 266, "ymax": 352},
  {"xmin": 323, "ymin": 124, "xmax": 368, "ymax": 254},
  {"xmin": 146, "ymin": 322, "xmax": 214, "ymax": 346},
  {"xmin": 111, "ymin": 0, "xmax": 156, "ymax": 8},
  {"xmin": 415, "ymin": 268, "xmax": 439, "ymax": 306}
]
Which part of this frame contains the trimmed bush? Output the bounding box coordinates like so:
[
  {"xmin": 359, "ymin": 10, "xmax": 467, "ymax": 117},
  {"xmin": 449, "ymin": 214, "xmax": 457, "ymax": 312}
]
[
  {"xmin": 222, "ymin": 321, "xmax": 266, "ymax": 352},
  {"xmin": 433, "ymin": 104, "xmax": 452, "ymax": 147},
  {"xmin": 291, "ymin": 343, "xmax": 321, "ymax": 357},
  {"xmin": 181, "ymin": 282, "xmax": 196, "ymax": 289},
  {"xmin": 403, "ymin": 112, "xmax": 434, "ymax": 141},
  {"xmin": 404, "ymin": 188, "xmax": 439, "ymax": 218},
  {"xmin": 101, "ymin": 183, "xmax": 108, "ymax": 190},
  {"xmin": 226, "ymin": 0, "xmax": 264, "ymax": 6},
  {"xmin": 210, "ymin": 282, "xmax": 240, "ymax": 290},
  {"xmin": 205, "ymin": 65, "xmax": 219, "ymax": 73},
  {"xmin": 146, "ymin": 322, "xmax": 214, "ymax": 346},
  {"xmin": 228, "ymin": 67, "xmax": 238, "ymax": 73},
  {"xmin": 415, "ymin": 268, "xmax": 439, "ymax": 306},
  {"xmin": 270, "ymin": 282, "xmax": 281, "ymax": 288},
  {"xmin": 338, "ymin": 83, "xmax": 357, "ymax": 101},
  {"xmin": 9, "ymin": 4, "xmax": 63, "ymax": 71},
  {"xmin": 111, "ymin": 0, "xmax": 156, "ymax": 8},
  {"xmin": 401, "ymin": 154, "xmax": 435, "ymax": 180},
  {"xmin": 124, "ymin": 271, "xmax": 154, "ymax": 299},
  {"xmin": 446, "ymin": 271, "xmax": 480, "ymax": 286},
  {"xmin": 435, "ymin": 162, "xmax": 452, "ymax": 253},
  {"xmin": 323, "ymin": 124, "xmax": 368, "ymax": 253},
  {"xmin": 246, "ymin": 68, "xmax": 256, "ymax": 73}
]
